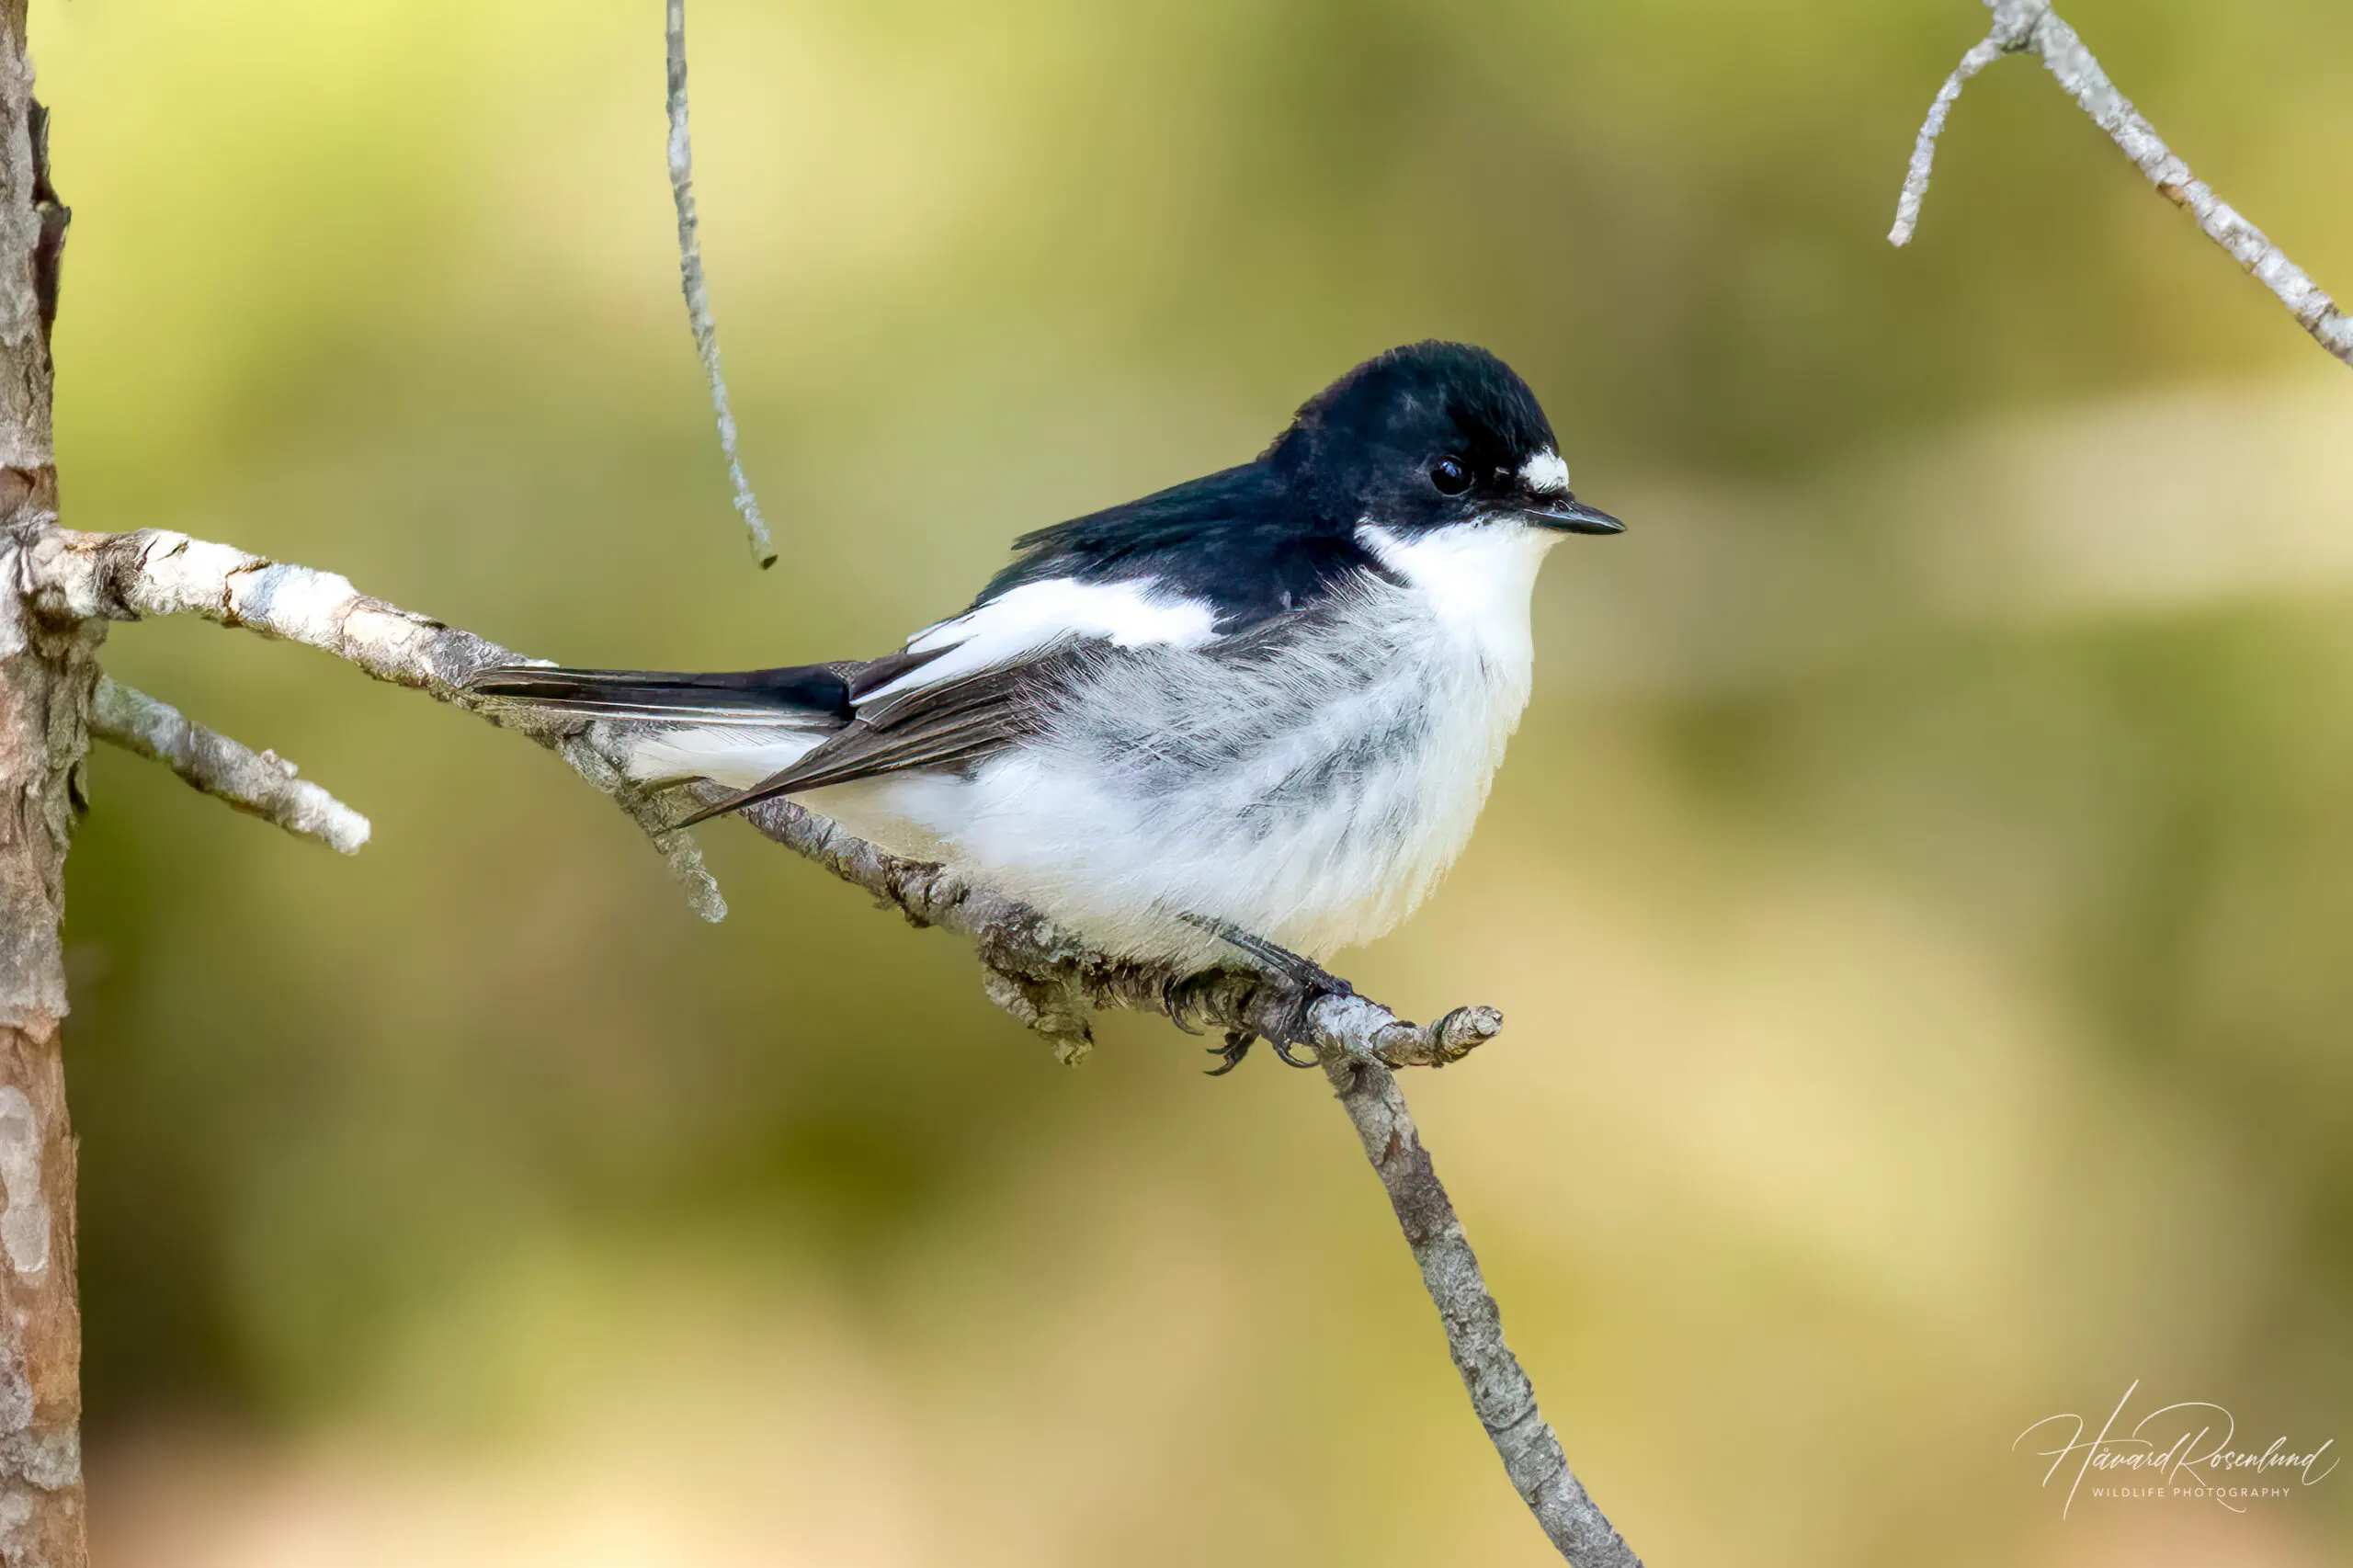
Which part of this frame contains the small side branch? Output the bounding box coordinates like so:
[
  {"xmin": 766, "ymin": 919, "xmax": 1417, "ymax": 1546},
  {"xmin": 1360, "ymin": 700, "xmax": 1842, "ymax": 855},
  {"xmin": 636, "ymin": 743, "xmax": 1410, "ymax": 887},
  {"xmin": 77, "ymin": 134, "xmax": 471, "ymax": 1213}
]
[
  {"xmin": 1328, "ymin": 1057, "xmax": 1642, "ymax": 1567},
  {"xmin": 666, "ymin": 0, "xmax": 777, "ymax": 566},
  {"xmin": 90, "ymin": 675, "xmax": 369, "ymax": 854},
  {"xmin": 31, "ymin": 528, "xmax": 726, "ymax": 920},
  {"xmin": 1891, "ymin": 0, "xmax": 2353, "ymax": 368},
  {"xmin": 1886, "ymin": 28, "xmax": 2020, "ymax": 246}
]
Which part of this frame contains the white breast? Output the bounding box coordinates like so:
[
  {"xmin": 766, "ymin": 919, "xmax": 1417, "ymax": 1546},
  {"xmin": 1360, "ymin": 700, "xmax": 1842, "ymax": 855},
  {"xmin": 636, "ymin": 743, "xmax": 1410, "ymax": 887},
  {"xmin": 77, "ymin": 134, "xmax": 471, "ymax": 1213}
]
[
  {"xmin": 1356, "ymin": 518, "xmax": 1556, "ymax": 691},
  {"xmin": 881, "ymin": 519, "xmax": 1560, "ymax": 964}
]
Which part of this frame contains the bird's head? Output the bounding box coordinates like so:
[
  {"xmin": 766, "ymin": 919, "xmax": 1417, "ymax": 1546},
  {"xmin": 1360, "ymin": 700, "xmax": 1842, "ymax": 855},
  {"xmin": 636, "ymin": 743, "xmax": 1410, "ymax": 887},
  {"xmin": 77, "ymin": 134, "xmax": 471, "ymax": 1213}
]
[{"xmin": 1269, "ymin": 341, "xmax": 1621, "ymax": 540}]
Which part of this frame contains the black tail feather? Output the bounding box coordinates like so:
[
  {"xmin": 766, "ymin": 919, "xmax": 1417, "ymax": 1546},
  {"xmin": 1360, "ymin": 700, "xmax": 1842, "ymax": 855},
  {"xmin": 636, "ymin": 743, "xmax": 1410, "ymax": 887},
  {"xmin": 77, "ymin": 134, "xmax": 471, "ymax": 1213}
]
[
  {"xmin": 463, "ymin": 662, "xmax": 856, "ymax": 722},
  {"xmin": 672, "ymin": 781, "xmax": 787, "ymax": 829}
]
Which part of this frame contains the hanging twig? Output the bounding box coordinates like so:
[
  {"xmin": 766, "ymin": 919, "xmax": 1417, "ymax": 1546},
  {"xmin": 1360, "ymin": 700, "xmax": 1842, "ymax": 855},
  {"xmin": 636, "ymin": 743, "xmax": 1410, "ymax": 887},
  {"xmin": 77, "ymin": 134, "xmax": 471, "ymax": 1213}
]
[
  {"xmin": 666, "ymin": 0, "xmax": 778, "ymax": 565},
  {"xmin": 1890, "ymin": 0, "xmax": 2353, "ymax": 368},
  {"xmin": 1886, "ymin": 27, "xmax": 2022, "ymax": 247}
]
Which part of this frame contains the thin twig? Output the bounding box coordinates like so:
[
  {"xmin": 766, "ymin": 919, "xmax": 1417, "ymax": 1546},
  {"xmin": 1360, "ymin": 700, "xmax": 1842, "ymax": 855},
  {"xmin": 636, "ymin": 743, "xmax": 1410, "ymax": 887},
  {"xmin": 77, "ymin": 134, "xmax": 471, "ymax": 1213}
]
[
  {"xmin": 89, "ymin": 675, "xmax": 369, "ymax": 854},
  {"xmin": 1327, "ymin": 1057, "xmax": 1642, "ymax": 1567},
  {"xmin": 1886, "ymin": 29, "xmax": 2018, "ymax": 247},
  {"xmin": 666, "ymin": 0, "xmax": 777, "ymax": 566},
  {"xmin": 1890, "ymin": 0, "xmax": 2353, "ymax": 368}
]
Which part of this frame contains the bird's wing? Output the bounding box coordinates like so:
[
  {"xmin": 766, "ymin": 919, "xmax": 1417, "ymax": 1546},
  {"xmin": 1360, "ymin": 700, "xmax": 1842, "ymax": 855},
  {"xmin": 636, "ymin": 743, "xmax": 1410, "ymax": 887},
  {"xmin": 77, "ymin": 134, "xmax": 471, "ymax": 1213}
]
[{"xmin": 673, "ymin": 574, "xmax": 1223, "ymax": 825}]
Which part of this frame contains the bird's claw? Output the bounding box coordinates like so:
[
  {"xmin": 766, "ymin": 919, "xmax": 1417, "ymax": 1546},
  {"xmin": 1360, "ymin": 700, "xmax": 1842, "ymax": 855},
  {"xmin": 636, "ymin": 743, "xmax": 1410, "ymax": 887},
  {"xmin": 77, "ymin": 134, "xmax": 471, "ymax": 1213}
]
[
  {"xmin": 1202, "ymin": 1028, "xmax": 1320, "ymax": 1074},
  {"xmin": 1268, "ymin": 1035, "xmax": 1322, "ymax": 1069},
  {"xmin": 1176, "ymin": 915, "xmax": 1353, "ymax": 1075},
  {"xmin": 1205, "ymin": 1030, "xmax": 1256, "ymax": 1076}
]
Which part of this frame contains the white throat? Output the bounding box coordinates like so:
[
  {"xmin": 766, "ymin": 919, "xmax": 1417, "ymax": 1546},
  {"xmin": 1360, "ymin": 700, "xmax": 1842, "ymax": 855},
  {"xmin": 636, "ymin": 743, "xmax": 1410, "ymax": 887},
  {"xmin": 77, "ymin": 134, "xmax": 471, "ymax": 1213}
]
[{"xmin": 1356, "ymin": 519, "xmax": 1557, "ymax": 683}]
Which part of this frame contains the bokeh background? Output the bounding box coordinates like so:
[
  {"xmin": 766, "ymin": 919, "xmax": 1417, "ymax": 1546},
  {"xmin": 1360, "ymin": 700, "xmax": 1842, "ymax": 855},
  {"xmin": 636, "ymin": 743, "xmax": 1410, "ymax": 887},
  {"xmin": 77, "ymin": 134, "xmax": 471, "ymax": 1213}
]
[{"xmin": 29, "ymin": 0, "xmax": 2353, "ymax": 1562}]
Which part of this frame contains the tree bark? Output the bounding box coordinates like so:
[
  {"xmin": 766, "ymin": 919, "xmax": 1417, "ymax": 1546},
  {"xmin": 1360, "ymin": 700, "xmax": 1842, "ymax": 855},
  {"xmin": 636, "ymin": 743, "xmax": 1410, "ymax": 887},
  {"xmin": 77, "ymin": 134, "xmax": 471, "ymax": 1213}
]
[{"xmin": 0, "ymin": 3, "xmax": 89, "ymax": 1562}]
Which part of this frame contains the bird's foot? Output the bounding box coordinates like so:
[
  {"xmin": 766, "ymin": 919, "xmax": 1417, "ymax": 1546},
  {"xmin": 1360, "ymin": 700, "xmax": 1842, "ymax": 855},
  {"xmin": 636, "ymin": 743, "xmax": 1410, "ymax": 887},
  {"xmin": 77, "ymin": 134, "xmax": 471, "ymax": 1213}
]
[
  {"xmin": 1205, "ymin": 1030, "xmax": 1255, "ymax": 1076},
  {"xmin": 1178, "ymin": 916, "xmax": 1353, "ymax": 1073},
  {"xmin": 1201, "ymin": 1027, "xmax": 1325, "ymax": 1075}
]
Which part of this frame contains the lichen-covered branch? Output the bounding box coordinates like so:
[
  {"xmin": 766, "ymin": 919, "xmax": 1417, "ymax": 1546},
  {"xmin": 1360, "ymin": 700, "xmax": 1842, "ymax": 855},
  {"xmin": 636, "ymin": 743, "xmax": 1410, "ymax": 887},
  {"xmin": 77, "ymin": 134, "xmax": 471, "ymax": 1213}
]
[
  {"xmin": 89, "ymin": 676, "xmax": 369, "ymax": 854},
  {"xmin": 1891, "ymin": 0, "xmax": 2353, "ymax": 369},
  {"xmin": 28, "ymin": 526, "xmax": 726, "ymax": 921},
  {"xmin": 28, "ymin": 522, "xmax": 1640, "ymax": 1561},
  {"xmin": 665, "ymin": 0, "xmax": 775, "ymax": 567},
  {"xmin": 25, "ymin": 524, "xmax": 1492, "ymax": 1073},
  {"xmin": 728, "ymin": 790, "xmax": 1508, "ymax": 1068},
  {"xmin": 1327, "ymin": 1057, "xmax": 1642, "ymax": 1567},
  {"xmin": 1886, "ymin": 26, "xmax": 2018, "ymax": 246}
]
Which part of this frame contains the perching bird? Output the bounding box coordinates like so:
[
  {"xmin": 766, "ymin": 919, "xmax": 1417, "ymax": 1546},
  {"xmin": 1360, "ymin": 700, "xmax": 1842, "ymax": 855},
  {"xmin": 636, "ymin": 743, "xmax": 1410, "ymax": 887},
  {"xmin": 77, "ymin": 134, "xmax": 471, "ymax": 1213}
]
[{"xmin": 469, "ymin": 342, "xmax": 1620, "ymax": 1057}]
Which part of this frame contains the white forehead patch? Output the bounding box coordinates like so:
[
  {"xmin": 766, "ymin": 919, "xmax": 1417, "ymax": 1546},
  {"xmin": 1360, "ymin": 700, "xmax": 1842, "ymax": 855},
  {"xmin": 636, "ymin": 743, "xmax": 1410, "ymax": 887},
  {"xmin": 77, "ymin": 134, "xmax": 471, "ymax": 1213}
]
[{"xmin": 1519, "ymin": 449, "xmax": 1571, "ymax": 495}]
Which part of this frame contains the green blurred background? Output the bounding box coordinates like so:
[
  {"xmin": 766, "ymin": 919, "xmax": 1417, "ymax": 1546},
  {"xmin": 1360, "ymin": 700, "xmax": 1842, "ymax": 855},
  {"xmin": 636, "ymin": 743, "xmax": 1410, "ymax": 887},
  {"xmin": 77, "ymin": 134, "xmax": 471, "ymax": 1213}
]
[{"xmin": 30, "ymin": 0, "xmax": 2353, "ymax": 1562}]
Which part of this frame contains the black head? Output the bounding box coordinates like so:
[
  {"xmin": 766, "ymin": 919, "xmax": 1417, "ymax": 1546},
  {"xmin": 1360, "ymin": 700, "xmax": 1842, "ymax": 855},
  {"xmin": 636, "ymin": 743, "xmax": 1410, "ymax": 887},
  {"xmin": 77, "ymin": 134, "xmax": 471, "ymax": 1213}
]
[{"xmin": 1268, "ymin": 341, "xmax": 1620, "ymax": 537}]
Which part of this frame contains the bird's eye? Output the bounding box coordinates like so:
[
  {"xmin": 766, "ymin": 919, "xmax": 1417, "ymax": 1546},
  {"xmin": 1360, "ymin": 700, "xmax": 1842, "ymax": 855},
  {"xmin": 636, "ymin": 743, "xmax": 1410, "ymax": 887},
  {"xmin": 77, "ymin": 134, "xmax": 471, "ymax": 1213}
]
[{"xmin": 1428, "ymin": 457, "xmax": 1472, "ymax": 495}]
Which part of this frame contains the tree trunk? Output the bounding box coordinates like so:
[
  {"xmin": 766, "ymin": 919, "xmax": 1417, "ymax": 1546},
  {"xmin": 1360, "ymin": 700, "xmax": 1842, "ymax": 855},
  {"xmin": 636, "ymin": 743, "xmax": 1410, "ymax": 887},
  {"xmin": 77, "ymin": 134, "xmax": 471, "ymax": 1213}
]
[{"xmin": 0, "ymin": 2, "xmax": 88, "ymax": 1561}]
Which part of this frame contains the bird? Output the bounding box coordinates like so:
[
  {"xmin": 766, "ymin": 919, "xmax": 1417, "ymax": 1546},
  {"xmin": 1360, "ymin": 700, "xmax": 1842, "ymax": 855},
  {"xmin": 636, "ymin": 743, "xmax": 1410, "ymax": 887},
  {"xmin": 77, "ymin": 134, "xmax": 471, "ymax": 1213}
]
[{"xmin": 467, "ymin": 341, "xmax": 1620, "ymax": 1065}]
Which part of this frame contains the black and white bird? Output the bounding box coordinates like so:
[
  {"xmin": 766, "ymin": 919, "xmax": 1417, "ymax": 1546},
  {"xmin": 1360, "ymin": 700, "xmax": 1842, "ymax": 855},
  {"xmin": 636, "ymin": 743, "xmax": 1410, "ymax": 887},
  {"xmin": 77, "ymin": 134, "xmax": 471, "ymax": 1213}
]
[{"xmin": 470, "ymin": 342, "xmax": 1620, "ymax": 1008}]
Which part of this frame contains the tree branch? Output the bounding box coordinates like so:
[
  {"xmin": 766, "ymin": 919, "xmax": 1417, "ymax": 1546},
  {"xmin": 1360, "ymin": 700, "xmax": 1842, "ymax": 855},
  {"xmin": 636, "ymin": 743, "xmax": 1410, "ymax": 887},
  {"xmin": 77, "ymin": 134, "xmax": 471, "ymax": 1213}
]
[
  {"xmin": 1886, "ymin": 28, "xmax": 2019, "ymax": 247},
  {"xmin": 723, "ymin": 789, "xmax": 1511, "ymax": 1069},
  {"xmin": 1890, "ymin": 0, "xmax": 2353, "ymax": 369},
  {"xmin": 28, "ymin": 520, "xmax": 1641, "ymax": 1561},
  {"xmin": 26, "ymin": 525, "xmax": 1489, "ymax": 1070},
  {"xmin": 665, "ymin": 0, "xmax": 776, "ymax": 567},
  {"xmin": 28, "ymin": 527, "xmax": 727, "ymax": 921},
  {"xmin": 88, "ymin": 675, "xmax": 369, "ymax": 855},
  {"xmin": 1328, "ymin": 1057, "xmax": 1641, "ymax": 1567}
]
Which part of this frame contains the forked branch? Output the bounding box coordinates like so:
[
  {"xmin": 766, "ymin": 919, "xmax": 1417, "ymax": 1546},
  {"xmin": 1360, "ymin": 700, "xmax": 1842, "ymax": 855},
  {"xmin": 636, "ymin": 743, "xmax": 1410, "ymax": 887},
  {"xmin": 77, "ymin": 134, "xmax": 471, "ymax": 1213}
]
[
  {"xmin": 28, "ymin": 518, "xmax": 1637, "ymax": 1562},
  {"xmin": 27, "ymin": 524, "xmax": 1517, "ymax": 1075},
  {"xmin": 1891, "ymin": 0, "xmax": 2353, "ymax": 368}
]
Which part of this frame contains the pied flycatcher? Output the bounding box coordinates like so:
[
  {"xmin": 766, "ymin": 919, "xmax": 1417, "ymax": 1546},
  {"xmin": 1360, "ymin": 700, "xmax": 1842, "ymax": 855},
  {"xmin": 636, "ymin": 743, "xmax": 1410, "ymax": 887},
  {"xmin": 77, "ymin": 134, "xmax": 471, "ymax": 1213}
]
[{"xmin": 470, "ymin": 341, "xmax": 1621, "ymax": 1040}]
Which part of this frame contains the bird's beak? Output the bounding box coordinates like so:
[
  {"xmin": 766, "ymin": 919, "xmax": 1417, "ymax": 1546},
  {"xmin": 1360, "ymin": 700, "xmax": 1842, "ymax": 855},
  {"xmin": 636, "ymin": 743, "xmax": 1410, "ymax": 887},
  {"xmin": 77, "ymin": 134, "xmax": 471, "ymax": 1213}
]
[{"xmin": 1522, "ymin": 494, "xmax": 1625, "ymax": 535}]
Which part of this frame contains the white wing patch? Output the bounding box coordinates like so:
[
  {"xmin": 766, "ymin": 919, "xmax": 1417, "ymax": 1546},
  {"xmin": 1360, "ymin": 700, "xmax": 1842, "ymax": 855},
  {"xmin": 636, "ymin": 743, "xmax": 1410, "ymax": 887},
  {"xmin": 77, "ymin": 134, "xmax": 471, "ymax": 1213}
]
[
  {"xmin": 1519, "ymin": 449, "xmax": 1571, "ymax": 495},
  {"xmin": 871, "ymin": 576, "xmax": 1220, "ymax": 699}
]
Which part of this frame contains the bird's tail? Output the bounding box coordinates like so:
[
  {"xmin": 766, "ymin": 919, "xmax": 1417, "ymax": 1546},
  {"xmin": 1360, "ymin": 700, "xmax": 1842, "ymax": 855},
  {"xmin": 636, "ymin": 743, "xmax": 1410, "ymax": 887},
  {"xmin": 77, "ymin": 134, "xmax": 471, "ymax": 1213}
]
[
  {"xmin": 463, "ymin": 662, "xmax": 857, "ymax": 722},
  {"xmin": 464, "ymin": 662, "xmax": 850, "ymax": 787}
]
